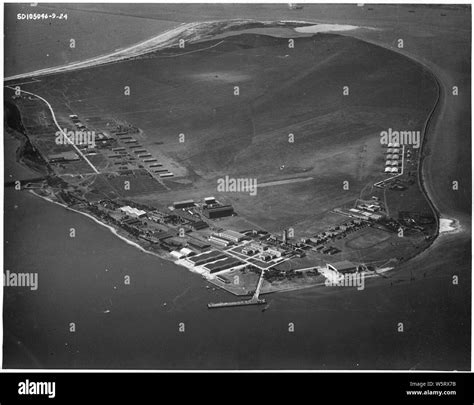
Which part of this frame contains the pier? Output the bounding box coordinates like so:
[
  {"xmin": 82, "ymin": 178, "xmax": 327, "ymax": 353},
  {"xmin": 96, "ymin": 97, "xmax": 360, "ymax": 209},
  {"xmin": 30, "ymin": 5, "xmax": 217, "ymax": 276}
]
[{"xmin": 207, "ymin": 297, "xmax": 266, "ymax": 309}]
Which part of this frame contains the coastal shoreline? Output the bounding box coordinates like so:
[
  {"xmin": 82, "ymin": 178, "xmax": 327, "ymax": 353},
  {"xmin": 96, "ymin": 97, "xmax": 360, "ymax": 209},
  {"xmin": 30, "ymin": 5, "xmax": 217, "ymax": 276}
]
[
  {"xmin": 4, "ymin": 20, "xmax": 377, "ymax": 83},
  {"xmin": 28, "ymin": 190, "xmax": 173, "ymax": 262}
]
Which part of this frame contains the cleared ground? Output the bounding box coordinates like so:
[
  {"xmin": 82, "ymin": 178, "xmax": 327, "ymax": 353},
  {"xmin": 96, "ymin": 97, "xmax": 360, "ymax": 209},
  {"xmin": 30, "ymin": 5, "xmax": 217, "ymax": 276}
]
[{"xmin": 19, "ymin": 32, "xmax": 437, "ymax": 238}]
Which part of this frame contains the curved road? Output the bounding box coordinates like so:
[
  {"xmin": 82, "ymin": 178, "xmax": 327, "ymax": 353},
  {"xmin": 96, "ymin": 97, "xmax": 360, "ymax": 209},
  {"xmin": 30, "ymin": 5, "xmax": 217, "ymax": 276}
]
[{"xmin": 6, "ymin": 86, "xmax": 100, "ymax": 174}]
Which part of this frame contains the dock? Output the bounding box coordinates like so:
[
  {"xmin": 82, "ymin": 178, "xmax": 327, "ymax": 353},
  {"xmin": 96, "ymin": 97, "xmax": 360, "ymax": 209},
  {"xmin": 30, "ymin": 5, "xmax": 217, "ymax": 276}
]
[{"xmin": 207, "ymin": 297, "xmax": 266, "ymax": 309}]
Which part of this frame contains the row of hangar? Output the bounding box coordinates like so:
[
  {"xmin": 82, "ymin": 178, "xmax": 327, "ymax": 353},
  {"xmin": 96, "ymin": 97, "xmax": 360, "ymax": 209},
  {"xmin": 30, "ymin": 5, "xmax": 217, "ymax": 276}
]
[{"xmin": 384, "ymin": 146, "xmax": 401, "ymax": 174}]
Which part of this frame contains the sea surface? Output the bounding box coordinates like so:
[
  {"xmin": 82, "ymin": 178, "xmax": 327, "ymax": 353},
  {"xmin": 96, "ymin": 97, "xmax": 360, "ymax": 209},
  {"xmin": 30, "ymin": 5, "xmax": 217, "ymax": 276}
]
[{"xmin": 3, "ymin": 186, "xmax": 469, "ymax": 370}]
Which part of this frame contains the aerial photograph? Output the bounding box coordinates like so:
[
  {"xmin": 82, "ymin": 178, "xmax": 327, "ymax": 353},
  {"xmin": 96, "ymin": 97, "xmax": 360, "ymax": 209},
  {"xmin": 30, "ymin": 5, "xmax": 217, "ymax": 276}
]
[{"xmin": 3, "ymin": 2, "xmax": 471, "ymax": 370}]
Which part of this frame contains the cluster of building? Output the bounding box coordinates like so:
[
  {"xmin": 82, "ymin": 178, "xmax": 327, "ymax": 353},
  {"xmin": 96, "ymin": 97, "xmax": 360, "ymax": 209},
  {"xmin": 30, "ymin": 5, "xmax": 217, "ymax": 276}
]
[
  {"xmin": 89, "ymin": 198, "xmax": 206, "ymax": 254},
  {"xmin": 313, "ymin": 245, "xmax": 341, "ymax": 255},
  {"xmin": 173, "ymin": 197, "xmax": 235, "ymax": 220},
  {"xmin": 260, "ymin": 230, "xmax": 306, "ymax": 259},
  {"xmin": 69, "ymin": 114, "xmax": 115, "ymax": 150},
  {"xmin": 69, "ymin": 114, "xmax": 86, "ymax": 131},
  {"xmin": 170, "ymin": 200, "xmax": 209, "ymax": 231},
  {"xmin": 66, "ymin": 113, "xmax": 175, "ymax": 179},
  {"xmin": 384, "ymin": 143, "xmax": 402, "ymax": 174},
  {"xmin": 108, "ymin": 125, "xmax": 174, "ymax": 178},
  {"xmin": 348, "ymin": 197, "xmax": 384, "ymax": 221},
  {"xmin": 202, "ymin": 197, "xmax": 234, "ymax": 219},
  {"xmin": 100, "ymin": 196, "xmax": 243, "ymax": 263},
  {"xmin": 241, "ymin": 242, "xmax": 284, "ymax": 261},
  {"xmin": 301, "ymin": 217, "xmax": 371, "ymax": 254}
]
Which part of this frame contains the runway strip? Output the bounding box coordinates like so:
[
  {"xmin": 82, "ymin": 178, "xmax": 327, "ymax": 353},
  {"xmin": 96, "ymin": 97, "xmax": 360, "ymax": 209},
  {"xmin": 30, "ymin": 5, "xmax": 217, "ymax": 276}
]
[{"xmin": 257, "ymin": 177, "xmax": 314, "ymax": 188}]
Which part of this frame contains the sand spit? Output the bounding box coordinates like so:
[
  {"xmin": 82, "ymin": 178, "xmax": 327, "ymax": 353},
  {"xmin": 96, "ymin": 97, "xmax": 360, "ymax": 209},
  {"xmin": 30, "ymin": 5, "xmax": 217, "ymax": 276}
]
[
  {"xmin": 439, "ymin": 218, "xmax": 462, "ymax": 234},
  {"xmin": 5, "ymin": 19, "xmax": 378, "ymax": 82},
  {"xmin": 294, "ymin": 23, "xmax": 362, "ymax": 33}
]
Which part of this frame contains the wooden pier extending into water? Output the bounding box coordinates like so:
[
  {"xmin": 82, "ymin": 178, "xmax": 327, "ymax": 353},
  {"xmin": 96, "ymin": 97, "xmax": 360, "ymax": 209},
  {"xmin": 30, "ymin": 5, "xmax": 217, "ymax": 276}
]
[{"xmin": 207, "ymin": 297, "xmax": 266, "ymax": 309}]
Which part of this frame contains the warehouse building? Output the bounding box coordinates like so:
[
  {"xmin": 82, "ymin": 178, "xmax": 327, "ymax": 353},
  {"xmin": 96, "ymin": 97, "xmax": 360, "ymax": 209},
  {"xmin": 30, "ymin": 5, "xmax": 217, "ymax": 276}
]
[
  {"xmin": 173, "ymin": 200, "xmax": 195, "ymax": 209},
  {"xmin": 188, "ymin": 250, "xmax": 226, "ymax": 266},
  {"xmin": 192, "ymin": 221, "xmax": 209, "ymax": 231},
  {"xmin": 327, "ymin": 261, "xmax": 359, "ymax": 274},
  {"xmin": 188, "ymin": 239, "xmax": 211, "ymax": 251},
  {"xmin": 209, "ymin": 235, "xmax": 231, "ymax": 247},
  {"xmin": 215, "ymin": 229, "xmax": 245, "ymax": 243},
  {"xmin": 204, "ymin": 197, "xmax": 216, "ymax": 205},
  {"xmin": 205, "ymin": 257, "xmax": 242, "ymax": 273},
  {"xmin": 203, "ymin": 205, "xmax": 234, "ymax": 219},
  {"xmin": 48, "ymin": 151, "xmax": 80, "ymax": 163}
]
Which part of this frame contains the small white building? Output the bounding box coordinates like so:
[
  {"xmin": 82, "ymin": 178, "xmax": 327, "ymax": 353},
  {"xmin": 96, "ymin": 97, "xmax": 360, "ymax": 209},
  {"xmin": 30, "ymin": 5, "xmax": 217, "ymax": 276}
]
[
  {"xmin": 179, "ymin": 247, "xmax": 194, "ymax": 257},
  {"xmin": 120, "ymin": 206, "xmax": 147, "ymax": 218},
  {"xmin": 170, "ymin": 251, "xmax": 183, "ymax": 260}
]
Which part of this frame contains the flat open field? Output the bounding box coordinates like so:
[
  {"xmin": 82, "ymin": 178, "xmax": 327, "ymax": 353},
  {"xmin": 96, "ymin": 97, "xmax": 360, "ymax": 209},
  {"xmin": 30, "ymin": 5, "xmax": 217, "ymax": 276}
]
[{"xmin": 18, "ymin": 31, "xmax": 437, "ymax": 237}]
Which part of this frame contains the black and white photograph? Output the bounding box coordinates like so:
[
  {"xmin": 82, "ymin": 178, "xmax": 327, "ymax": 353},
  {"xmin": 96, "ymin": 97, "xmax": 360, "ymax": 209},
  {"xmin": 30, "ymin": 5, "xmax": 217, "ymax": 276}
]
[{"xmin": 2, "ymin": 1, "xmax": 471, "ymax": 379}]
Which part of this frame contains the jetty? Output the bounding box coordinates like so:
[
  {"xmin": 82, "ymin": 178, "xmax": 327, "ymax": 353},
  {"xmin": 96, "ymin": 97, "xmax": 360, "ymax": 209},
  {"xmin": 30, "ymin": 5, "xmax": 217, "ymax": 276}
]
[{"xmin": 207, "ymin": 297, "xmax": 266, "ymax": 309}]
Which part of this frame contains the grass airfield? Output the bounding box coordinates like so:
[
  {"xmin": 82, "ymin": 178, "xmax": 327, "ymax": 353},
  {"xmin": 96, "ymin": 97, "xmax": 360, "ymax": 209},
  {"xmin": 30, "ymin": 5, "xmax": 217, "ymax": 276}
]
[{"xmin": 20, "ymin": 29, "xmax": 437, "ymax": 240}]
